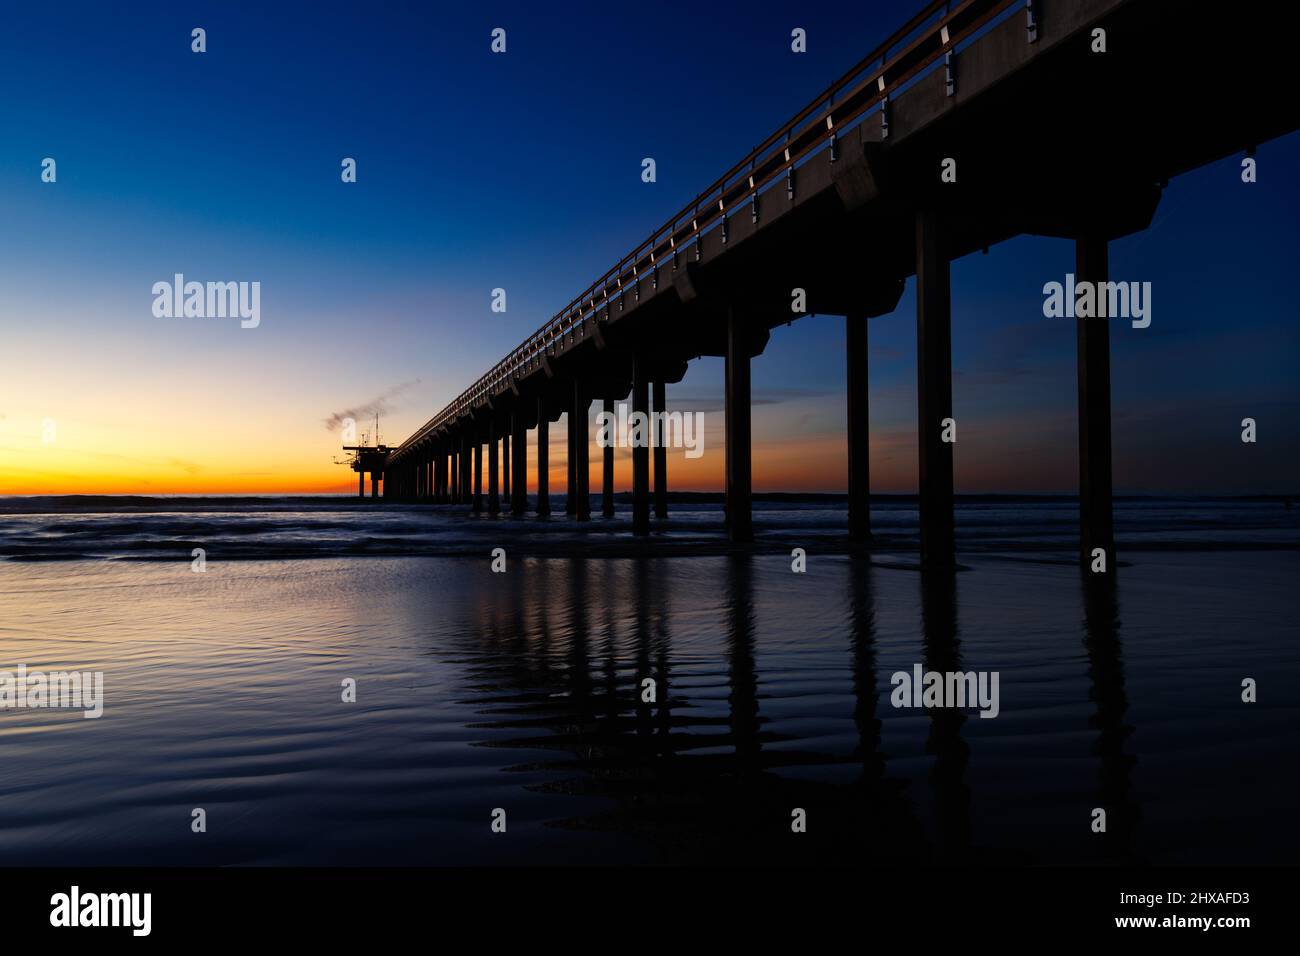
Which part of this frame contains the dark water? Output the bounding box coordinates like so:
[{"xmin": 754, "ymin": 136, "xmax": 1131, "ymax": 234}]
[{"xmin": 0, "ymin": 497, "xmax": 1296, "ymax": 865}]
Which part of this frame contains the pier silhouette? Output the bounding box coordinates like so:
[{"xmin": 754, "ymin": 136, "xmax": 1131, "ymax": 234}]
[{"xmin": 375, "ymin": 0, "xmax": 1298, "ymax": 568}]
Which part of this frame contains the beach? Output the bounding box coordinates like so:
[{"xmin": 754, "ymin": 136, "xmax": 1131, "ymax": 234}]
[{"xmin": 0, "ymin": 497, "xmax": 1295, "ymax": 866}]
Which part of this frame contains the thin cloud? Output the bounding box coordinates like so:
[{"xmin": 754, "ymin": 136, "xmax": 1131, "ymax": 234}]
[{"xmin": 324, "ymin": 380, "xmax": 422, "ymax": 432}]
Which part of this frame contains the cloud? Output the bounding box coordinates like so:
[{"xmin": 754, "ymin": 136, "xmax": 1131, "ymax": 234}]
[{"xmin": 324, "ymin": 380, "xmax": 422, "ymax": 432}]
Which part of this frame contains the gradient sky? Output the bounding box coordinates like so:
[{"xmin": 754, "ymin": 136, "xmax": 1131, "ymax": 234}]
[{"xmin": 1, "ymin": 0, "xmax": 1296, "ymax": 496}]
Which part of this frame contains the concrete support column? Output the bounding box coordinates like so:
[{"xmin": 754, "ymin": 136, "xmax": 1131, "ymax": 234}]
[
  {"xmin": 653, "ymin": 380, "xmax": 668, "ymax": 520},
  {"xmin": 1077, "ymin": 234, "xmax": 1114, "ymax": 570},
  {"xmin": 602, "ymin": 397, "xmax": 615, "ymax": 518},
  {"xmin": 536, "ymin": 396, "xmax": 550, "ymax": 516},
  {"xmin": 451, "ymin": 446, "xmax": 459, "ymax": 503},
  {"xmin": 502, "ymin": 432, "xmax": 510, "ymax": 503},
  {"xmin": 488, "ymin": 423, "xmax": 500, "ymax": 514},
  {"xmin": 472, "ymin": 440, "xmax": 483, "ymax": 513},
  {"xmin": 574, "ymin": 382, "xmax": 591, "ymax": 521},
  {"xmin": 632, "ymin": 358, "xmax": 651, "ymax": 536},
  {"xmin": 358, "ymin": 471, "xmax": 364, "ymax": 498},
  {"xmin": 371, "ymin": 473, "xmax": 379, "ymax": 498},
  {"xmin": 457, "ymin": 442, "xmax": 464, "ymax": 504},
  {"xmin": 462, "ymin": 438, "xmax": 472, "ymax": 506},
  {"xmin": 725, "ymin": 306, "xmax": 753, "ymax": 543},
  {"xmin": 510, "ymin": 410, "xmax": 526, "ymax": 517},
  {"xmin": 565, "ymin": 404, "xmax": 577, "ymax": 516},
  {"xmin": 452, "ymin": 445, "xmax": 460, "ymax": 503},
  {"xmin": 847, "ymin": 312, "xmax": 871, "ymax": 540},
  {"xmin": 916, "ymin": 209, "xmax": 955, "ymax": 566}
]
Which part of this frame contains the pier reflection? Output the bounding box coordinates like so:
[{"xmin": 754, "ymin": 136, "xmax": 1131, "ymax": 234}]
[
  {"xmin": 439, "ymin": 553, "xmax": 1137, "ymax": 864},
  {"xmin": 920, "ymin": 566, "xmax": 971, "ymax": 859},
  {"xmin": 1082, "ymin": 574, "xmax": 1139, "ymax": 861}
]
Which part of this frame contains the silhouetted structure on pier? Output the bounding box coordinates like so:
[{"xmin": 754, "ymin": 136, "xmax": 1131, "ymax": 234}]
[
  {"xmin": 380, "ymin": 0, "xmax": 1298, "ymax": 566},
  {"xmin": 343, "ymin": 444, "xmax": 390, "ymax": 498}
]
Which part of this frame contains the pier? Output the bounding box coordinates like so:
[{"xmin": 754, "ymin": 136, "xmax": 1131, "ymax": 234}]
[{"xmin": 376, "ymin": 0, "xmax": 1298, "ymax": 566}]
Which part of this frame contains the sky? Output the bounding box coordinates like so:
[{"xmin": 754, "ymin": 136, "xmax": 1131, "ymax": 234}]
[{"xmin": 1, "ymin": 0, "xmax": 1296, "ymax": 496}]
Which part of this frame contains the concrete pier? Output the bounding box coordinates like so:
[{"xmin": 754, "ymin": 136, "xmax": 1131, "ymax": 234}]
[
  {"xmin": 602, "ymin": 396, "xmax": 615, "ymax": 518},
  {"xmin": 373, "ymin": 0, "xmax": 1296, "ymax": 557},
  {"xmin": 1077, "ymin": 234, "xmax": 1114, "ymax": 570},
  {"xmin": 724, "ymin": 306, "xmax": 752, "ymax": 543},
  {"xmin": 502, "ymin": 432, "xmax": 510, "ymax": 503},
  {"xmin": 510, "ymin": 411, "xmax": 526, "ymax": 517},
  {"xmin": 565, "ymin": 403, "xmax": 577, "ymax": 516},
  {"xmin": 847, "ymin": 312, "xmax": 871, "ymax": 541},
  {"xmin": 574, "ymin": 383, "xmax": 590, "ymax": 521},
  {"xmin": 915, "ymin": 209, "xmax": 954, "ymax": 567},
  {"xmin": 536, "ymin": 396, "xmax": 550, "ymax": 516},
  {"xmin": 488, "ymin": 423, "xmax": 500, "ymax": 514},
  {"xmin": 652, "ymin": 380, "xmax": 667, "ymax": 521},
  {"xmin": 632, "ymin": 358, "xmax": 650, "ymax": 536},
  {"xmin": 472, "ymin": 441, "xmax": 482, "ymax": 513}
]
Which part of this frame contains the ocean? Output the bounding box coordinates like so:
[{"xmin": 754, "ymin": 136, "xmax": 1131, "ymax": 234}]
[{"xmin": 0, "ymin": 495, "xmax": 1296, "ymax": 865}]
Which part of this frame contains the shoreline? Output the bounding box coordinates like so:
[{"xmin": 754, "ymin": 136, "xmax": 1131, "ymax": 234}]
[{"xmin": 1, "ymin": 491, "xmax": 1297, "ymax": 516}]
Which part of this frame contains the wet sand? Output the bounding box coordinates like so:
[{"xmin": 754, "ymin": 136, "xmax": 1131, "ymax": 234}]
[{"xmin": 0, "ymin": 546, "xmax": 1294, "ymax": 866}]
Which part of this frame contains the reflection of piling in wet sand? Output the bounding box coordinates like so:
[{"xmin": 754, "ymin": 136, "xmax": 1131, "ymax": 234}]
[{"xmin": 1082, "ymin": 574, "xmax": 1139, "ymax": 862}]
